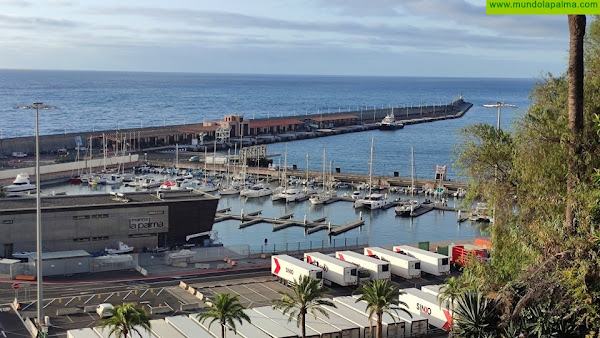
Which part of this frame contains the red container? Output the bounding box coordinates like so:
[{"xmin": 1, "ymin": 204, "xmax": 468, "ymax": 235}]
[{"xmin": 451, "ymin": 245, "xmax": 487, "ymax": 267}]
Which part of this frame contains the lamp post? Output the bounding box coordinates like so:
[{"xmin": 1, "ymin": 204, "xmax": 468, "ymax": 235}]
[
  {"xmin": 483, "ymin": 102, "xmax": 517, "ymax": 130},
  {"xmin": 32, "ymin": 102, "xmax": 46, "ymax": 336}
]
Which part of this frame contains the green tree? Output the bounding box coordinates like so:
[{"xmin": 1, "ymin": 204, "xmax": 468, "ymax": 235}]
[
  {"xmin": 438, "ymin": 276, "xmax": 462, "ymax": 322},
  {"xmin": 196, "ymin": 293, "xmax": 250, "ymax": 338},
  {"xmin": 271, "ymin": 275, "xmax": 336, "ymax": 338},
  {"xmin": 453, "ymin": 290, "xmax": 497, "ymax": 338},
  {"xmin": 99, "ymin": 303, "xmax": 151, "ymax": 338},
  {"xmin": 354, "ymin": 279, "xmax": 411, "ymax": 338}
]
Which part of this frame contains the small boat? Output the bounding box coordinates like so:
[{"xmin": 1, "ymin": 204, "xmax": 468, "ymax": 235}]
[
  {"xmin": 219, "ymin": 185, "xmax": 240, "ymax": 195},
  {"xmin": 378, "ymin": 109, "xmax": 404, "ymax": 130},
  {"xmin": 3, "ymin": 173, "xmax": 37, "ymax": 193},
  {"xmin": 12, "ymin": 251, "xmax": 35, "ymax": 259},
  {"xmin": 103, "ymin": 173, "xmax": 124, "ymax": 185},
  {"xmin": 169, "ymin": 249, "xmax": 195, "ymax": 260},
  {"xmin": 453, "ymin": 188, "xmax": 467, "ymax": 198},
  {"xmin": 342, "ymin": 191, "xmax": 362, "ymax": 200},
  {"xmin": 240, "ymin": 183, "xmax": 272, "ymax": 198},
  {"xmin": 470, "ymin": 202, "xmax": 494, "ymax": 223},
  {"xmin": 105, "ymin": 241, "xmax": 134, "ymax": 254},
  {"xmin": 309, "ymin": 191, "xmax": 336, "ymax": 205},
  {"xmin": 271, "ymin": 188, "xmax": 306, "ymax": 202},
  {"xmin": 394, "ymin": 200, "xmax": 422, "ymax": 217},
  {"xmin": 159, "ymin": 180, "xmax": 176, "ymax": 190},
  {"xmin": 353, "ymin": 193, "xmax": 388, "ymax": 209}
]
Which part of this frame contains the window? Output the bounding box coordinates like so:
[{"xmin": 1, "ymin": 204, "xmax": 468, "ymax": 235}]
[
  {"xmin": 148, "ymin": 210, "xmax": 164, "ymax": 215},
  {"xmin": 382, "ymin": 264, "xmax": 389, "ymax": 272},
  {"xmin": 415, "ymin": 262, "xmax": 421, "ymax": 270},
  {"xmin": 2, "ymin": 220, "xmax": 13, "ymax": 224},
  {"xmin": 91, "ymin": 236, "xmax": 108, "ymax": 241},
  {"xmin": 316, "ymin": 272, "xmax": 323, "ymax": 280},
  {"xmin": 73, "ymin": 215, "xmax": 90, "ymax": 220},
  {"xmin": 441, "ymin": 258, "xmax": 449, "ymax": 265},
  {"xmin": 91, "ymin": 214, "xmax": 108, "ymax": 219},
  {"xmin": 350, "ymin": 268, "xmax": 357, "ymax": 276},
  {"xmin": 73, "ymin": 237, "xmax": 90, "ymax": 242}
]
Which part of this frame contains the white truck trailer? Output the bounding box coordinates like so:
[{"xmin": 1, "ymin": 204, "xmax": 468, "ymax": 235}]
[
  {"xmin": 272, "ymin": 254, "xmax": 324, "ymax": 287},
  {"xmin": 304, "ymin": 252, "xmax": 358, "ymax": 286},
  {"xmin": 398, "ymin": 288, "xmax": 453, "ymax": 331},
  {"xmin": 421, "ymin": 284, "xmax": 442, "ymax": 297},
  {"xmin": 333, "ymin": 296, "xmax": 405, "ymax": 338},
  {"xmin": 364, "ymin": 247, "xmax": 421, "ymax": 279},
  {"xmin": 243, "ymin": 309, "xmax": 297, "ymax": 338},
  {"xmin": 350, "ymin": 295, "xmax": 428, "ymax": 336},
  {"xmin": 254, "ymin": 306, "xmax": 321, "ymax": 338},
  {"xmin": 393, "ymin": 245, "xmax": 450, "ymax": 276},
  {"xmin": 335, "ymin": 251, "xmax": 391, "ymax": 281}
]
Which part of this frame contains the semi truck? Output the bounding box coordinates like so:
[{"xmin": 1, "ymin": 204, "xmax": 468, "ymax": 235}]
[
  {"xmin": 304, "ymin": 252, "xmax": 358, "ymax": 286},
  {"xmin": 363, "ymin": 247, "xmax": 421, "ymax": 279},
  {"xmin": 393, "ymin": 245, "xmax": 450, "ymax": 276},
  {"xmin": 398, "ymin": 288, "xmax": 453, "ymax": 331},
  {"xmin": 335, "ymin": 251, "xmax": 391, "ymax": 281},
  {"xmin": 272, "ymin": 254, "xmax": 324, "ymax": 287}
]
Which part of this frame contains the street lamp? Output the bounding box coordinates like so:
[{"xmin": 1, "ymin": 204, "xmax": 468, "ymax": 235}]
[
  {"xmin": 483, "ymin": 102, "xmax": 517, "ymax": 130},
  {"xmin": 32, "ymin": 102, "xmax": 46, "ymax": 336}
]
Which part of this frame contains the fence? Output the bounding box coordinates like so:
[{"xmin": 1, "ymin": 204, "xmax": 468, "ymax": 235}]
[
  {"xmin": 90, "ymin": 254, "xmax": 138, "ymax": 273},
  {"xmin": 249, "ymin": 236, "xmax": 369, "ymax": 256}
]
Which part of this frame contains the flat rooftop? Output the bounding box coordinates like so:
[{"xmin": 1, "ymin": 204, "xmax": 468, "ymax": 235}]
[{"xmin": 0, "ymin": 190, "xmax": 218, "ymax": 211}]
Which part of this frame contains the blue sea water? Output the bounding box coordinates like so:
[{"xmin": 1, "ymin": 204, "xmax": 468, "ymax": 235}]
[{"xmin": 1, "ymin": 69, "xmax": 537, "ymax": 248}]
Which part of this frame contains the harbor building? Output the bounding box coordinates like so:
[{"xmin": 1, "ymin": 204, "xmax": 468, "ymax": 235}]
[{"xmin": 0, "ymin": 190, "xmax": 219, "ymax": 258}]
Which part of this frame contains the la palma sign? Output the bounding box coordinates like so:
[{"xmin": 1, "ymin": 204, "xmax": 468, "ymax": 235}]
[{"xmin": 129, "ymin": 217, "xmax": 164, "ymax": 232}]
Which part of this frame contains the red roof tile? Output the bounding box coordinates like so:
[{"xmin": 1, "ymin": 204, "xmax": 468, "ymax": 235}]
[{"xmin": 249, "ymin": 119, "xmax": 304, "ymax": 128}]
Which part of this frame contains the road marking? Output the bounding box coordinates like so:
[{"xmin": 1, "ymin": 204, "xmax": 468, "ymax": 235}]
[
  {"xmin": 64, "ymin": 297, "xmax": 76, "ymax": 307},
  {"xmin": 139, "ymin": 289, "xmax": 149, "ymax": 299},
  {"xmin": 123, "ymin": 291, "xmax": 133, "ymax": 300},
  {"xmin": 163, "ymin": 302, "xmax": 173, "ymax": 311},
  {"xmin": 104, "ymin": 293, "xmax": 114, "ymax": 303},
  {"xmin": 156, "ymin": 288, "xmax": 165, "ymax": 296},
  {"xmin": 43, "ymin": 298, "xmax": 55, "ymax": 309},
  {"xmin": 83, "ymin": 295, "xmax": 95, "ymax": 305},
  {"xmin": 21, "ymin": 302, "xmax": 35, "ymax": 311},
  {"xmin": 242, "ymin": 284, "xmax": 270, "ymax": 300}
]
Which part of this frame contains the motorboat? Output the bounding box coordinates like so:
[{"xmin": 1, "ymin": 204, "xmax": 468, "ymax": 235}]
[
  {"xmin": 353, "ymin": 193, "xmax": 388, "ymax": 209},
  {"xmin": 196, "ymin": 181, "xmax": 219, "ymax": 193},
  {"xmin": 3, "ymin": 173, "xmax": 37, "ymax": 193},
  {"xmin": 240, "ymin": 183, "xmax": 272, "ymax": 198},
  {"xmin": 470, "ymin": 202, "xmax": 494, "ymax": 222},
  {"xmin": 342, "ymin": 191, "xmax": 362, "ymax": 200},
  {"xmin": 271, "ymin": 188, "xmax": 305, "ymax": 202},
  {"xmin": 169, "ymin": 249, "xmax": 195, "ymax": 260},
  {"xmin": 309, "ymin": 191, "xmax": 336, "ymax": 205},
  {"xmin": 105, "ymin": 241, "xmax": 134, "ymax": 254},
  {"xmin": 394, "ymin": 200, "xmax": 422, "ymax": 216},
  {"xmin": 219, "ymin": 185, "xmax": 240, "ymax": 195},
  {"xmin": 453, "ymin": 188, "xmax": 467, "ymax": 198},
  {"xmin": 159, "ymin": 180, "xmax": 176, "ymax": 190},
  {"xmin": 103, "ymin": 173, "xmax": 124, "ymax": 185},
  {"xmin": 378, "ymin": 109, "xmax": 404, "ymax": 130},
  {"xmin": 170, "ymin": 177, "xmax": 195, "ymax": 190}
]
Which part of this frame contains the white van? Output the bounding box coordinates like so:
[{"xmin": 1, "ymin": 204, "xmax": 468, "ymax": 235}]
[
  {"xmin": 12, "ymin": 152, "xmax": 27, "ymax": 158},
  {"xmin": 96, "ymin": 303, "xmax": 114, "ymax": 318}
]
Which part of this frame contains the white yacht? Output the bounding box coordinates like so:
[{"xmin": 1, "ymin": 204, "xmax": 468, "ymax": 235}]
[
  {"xmin": 271, "ymin": 188, "xmax": 305, "ymax": 202},
  {"xmin": 395, "ymin": 200, "xmax": 422, "ymax": 217},
  {"xmin": 139, "ymin": 176, "xmax": 161, "ymax": 189},
  {"xmin": 378, "ymin": 108, "xmax": 404, "ymax": 130},
  {"xmin": 309, "ymin": 191, "xmax": 336, "ymax": 205},
  {"xmin": 353, "ymin": 193, "xmax": 388, "ymax": 209},
  {"xmin": 3, "ymin": 173, "xmax": 36, "ymax": 193},
  {"xmin": 240, "ymin": 183, "xmax": 272, "ymax": 198},
  {"xmin": 105, "ymin": 241, "xmax": 134, "ymax": 254},
  {"xmin": 103, "ymin": 173, "xmax": 124, "ymax": 185}
]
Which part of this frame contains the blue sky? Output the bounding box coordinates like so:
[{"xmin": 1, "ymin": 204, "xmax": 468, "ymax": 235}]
[{"xmin": 0, "ymin": 0, "xmax": 570, "ymax": 77}]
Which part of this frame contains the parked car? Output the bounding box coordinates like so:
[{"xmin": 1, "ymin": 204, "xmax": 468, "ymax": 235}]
[
  {"xmin": 12, "ymin": 152, "xmax": 27, "ymax": 158},
  {"xmin": 188, "ymin": 155, "xmax": 200, "ymax": 162},
  {"xmin": 96, "ymin": 303, "xmax": 114, "ymax": 318}
]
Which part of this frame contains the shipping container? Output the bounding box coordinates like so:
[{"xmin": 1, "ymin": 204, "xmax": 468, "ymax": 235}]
[
  {"xmin": 450, "ymin": 244, "xmax": 487, "ymax": 267},
  {"xmin": 363, "ymin": 247, "xmax": 421, "ymax": 279},
  {"xmin": 350, "ymin": 295, "xmax": 428, "ymax": 336},
  {"xmin": 149, "ymin": 319, "xmax": 186, "ymax": 338},
  {"xmin": 275, "ymin": 305, "xmax": 345, "ymax": 338},
  {"xmin": 315, "ymin": 308, "xmax": 361, "ymax": 338},
  {"xmin": 67, "ymin": 328, "xmax": 100, "ymax": 338},
  {"xmin": 243, "ymin": 309, "xmax": 298, "ymax": 338},
  {"xmin": 333, "ymin": 296, "xmax": 404, "ymax": 338},
  {"xmin": 272, "ymin": 254, "xmax": 324, "ymax": 287},
  {"xmin": 328, "ymin": 301, "xmax": 377, "ymax": 338},
  {"xmin": 393, "ymin": 245, "xmax": 450, "ymax": 276},
  {"xmin": 398, "ymin": 288, "xmax": 453, "ymax": 331},
  {"xmin": 304, "ymin": 252, "xmax": 358, "ymax": 286},
  {"xmin": 474, "ymin": 237, "xmax": 492, "ymax": 249},
  {"xmin": 165, "ymin": 315, "xmax": 214, "ymax": 338},
  {"xmin": 254, "ymin": 306, "xmax": 320, "ymax": 338},
  {"xmin": 335, "ymin": 251, "xmax": 391, "ymax": 281}
]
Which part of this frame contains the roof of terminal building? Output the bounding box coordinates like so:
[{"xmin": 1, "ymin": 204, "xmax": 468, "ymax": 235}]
[
  {"xmin": 310, "ymin": 114, "xmax": 358, "ymax": 122},
  {"xmin": 248, "ymin": 119, "xmax": 304, "ymax": 128},
  {"xmin": 0, "ymin": 191, "xmax": 217, "ymax": 212}
]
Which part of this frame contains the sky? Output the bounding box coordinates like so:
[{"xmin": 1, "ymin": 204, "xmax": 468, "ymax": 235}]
[{"xmin": 0, "ymin": 0, "xmax": 572, "ymax": 78}]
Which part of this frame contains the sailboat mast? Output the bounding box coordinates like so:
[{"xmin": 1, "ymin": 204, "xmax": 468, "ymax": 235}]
[
  {"xmin": 368, "ymin": 136, "xmax": 374, "ymax": 195},
  {"xmin": 411, "ymin": 146, "xmax": 415, "ymax": 197},
  {"xmin": 306, "ymin": 153, "xmax": 309, "ymax": 186},
  {"xmin": 322, "ymin": 149, "xmax": 326, "ymax": 193}
]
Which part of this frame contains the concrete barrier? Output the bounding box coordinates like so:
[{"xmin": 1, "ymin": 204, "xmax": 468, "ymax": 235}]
[
  {"xmin": 83, "ymin": 305, "xmax": 97, "ymax": 313},
  {"xmin": 187, "ymin": 287, "xmax": 196, "ymax": 295},
  {"xmin": 150, "ymin": 306, "xmax": 171, "ymax": 315},
  {"xmin": 172, "ymin": 262, "xmax": 188, "ymax": 268},
  {"xmin": 195, "ymin": 292, "xmax": 204, "ymax": 301},
  {"xmin": 56, "ymin": 307, "xmax": 79, "ymax": 316},
  {"xmin": 139, "ymin": 268, "xmax": 148, "ymax": 276},
  {"xmin": 216, "ymin": 263, "xmax": 231, "ymax": 269},
  {"xmin": 179, "ymin": 281, "xmax": 188, "ymax": 290},
  {"xmin": 204, "ymin": 301, "xmax": 213, "ymax": 307},
  {"xmin": 194, "ymin": 263, "xmax": 210, "ymax": 269},
  {"xmin": 179, "ymin": 303, "xmax": 202, "ymax": 311}
]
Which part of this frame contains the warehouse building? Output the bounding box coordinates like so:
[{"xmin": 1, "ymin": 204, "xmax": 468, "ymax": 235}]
[{"xmin": 0, "ymin": 190, "xmax": 219, "ymax": 258}]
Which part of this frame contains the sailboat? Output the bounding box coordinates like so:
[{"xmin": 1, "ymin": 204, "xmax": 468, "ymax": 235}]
[
  {"xmin": 354, "ymin": 136, "xmax": 388, "ymax": 209},
  {"xmin": 219, "ymin": 149, "xmax": 240, "ymax": 195},
  {"xmin": 310, "ymin": 150, "xmax": 336, "ymax": 205},
  {"xmin": 395, "ymin": 146, "xmax": 422, "ymax": 217},
  {"xmin": 272, "ymin": 144, "xmax": 305, "ymax": 202}
]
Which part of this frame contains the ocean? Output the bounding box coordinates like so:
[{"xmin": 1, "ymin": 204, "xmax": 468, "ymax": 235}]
[{"xmin": 1, "ymin": 69, "xmax": 537, "ymax": 248}]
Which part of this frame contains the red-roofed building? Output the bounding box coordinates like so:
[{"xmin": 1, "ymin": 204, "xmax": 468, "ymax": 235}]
[
  {"xmin": 310, "ymin": 114, "xmax": 359, "ymax": 128},
  {"xmin": 248, "ymin": 118, "xmax": 304, "ymax": 135}
]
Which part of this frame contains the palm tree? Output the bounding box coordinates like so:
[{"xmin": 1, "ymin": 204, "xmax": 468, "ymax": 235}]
[
  {"xmin": 438, "ymin": 277, "xmax": 462, "ymax": 322},
  {"xmin": 453, "ymin": 290, "xmax": 497, "ymax": 338},
  {"xmin": 196, "ymin": 293, "xmax": 250, "ymax": 338},
  {"xmin": 271, "ymin": 275, "xmax": 336, "ymax": 338},
  {"xmin": 99, "ymin": 303, "xmax": 151, "ymax": 338},
  {"xmin": 354, "ymin": 279, "xmax": 411, "ymax": 338}
]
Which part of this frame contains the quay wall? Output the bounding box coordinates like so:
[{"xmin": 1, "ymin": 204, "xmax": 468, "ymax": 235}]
[{"xmin": 0, "ymin": 100, "xmax": 471, "ymax": 156}]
